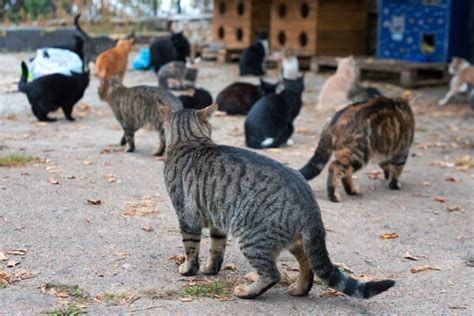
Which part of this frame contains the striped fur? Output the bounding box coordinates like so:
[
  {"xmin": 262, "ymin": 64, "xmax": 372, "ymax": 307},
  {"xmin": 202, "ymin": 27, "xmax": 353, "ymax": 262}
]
[
  {"xmin": 98, "ymin": 79, "xmax": 182, "ymax": 156},
  {"xmin": 160, "ymin": 104, "xmax": 395, "ymax": 300},
  {"xmin": 300, "ymin": 97, "xmax": 415, "ymax": 202}
]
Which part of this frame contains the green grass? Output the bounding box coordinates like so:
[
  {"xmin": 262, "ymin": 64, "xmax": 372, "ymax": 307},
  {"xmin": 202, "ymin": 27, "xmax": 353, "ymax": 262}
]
[
  {"xmin": 0, "ymin": 283, "xmax": 7, "ymax": 289},
  {"xmin": 178, "ymin": 280, "xmax": 233, "ymax": 298},
  {"xmin": 0, "ymin": 154, "xmax": 37, "ymax": 167},
  {"xmin": 47, "ymin": 303, "xmax": 82, "ymax": 316}
]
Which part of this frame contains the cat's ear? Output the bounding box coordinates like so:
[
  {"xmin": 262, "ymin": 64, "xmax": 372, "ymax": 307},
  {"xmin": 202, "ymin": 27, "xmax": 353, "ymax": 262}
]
[
  {"xmin": 198, "ymin": 103, "xmax": 218, "ymax": 118},
  {"xmin": 158, "ymin": 106, "xmax": 172, "ymax": 122}
]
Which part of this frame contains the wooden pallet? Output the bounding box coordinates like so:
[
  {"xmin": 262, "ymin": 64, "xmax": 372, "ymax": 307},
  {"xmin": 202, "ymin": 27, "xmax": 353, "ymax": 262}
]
[{"xmin": 310, "ymin": 56, "xmax": 449, "ymax": 88}]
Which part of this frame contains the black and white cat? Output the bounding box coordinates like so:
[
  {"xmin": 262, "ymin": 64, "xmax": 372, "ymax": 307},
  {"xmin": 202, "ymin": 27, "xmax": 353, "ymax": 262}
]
[
  {"xmin": 239, "ymin": 33, "xmax": 268, "ymax": 76},
  {"xmin": 245, "ymin": 75, "xmax": 304, "ymax": 149}
]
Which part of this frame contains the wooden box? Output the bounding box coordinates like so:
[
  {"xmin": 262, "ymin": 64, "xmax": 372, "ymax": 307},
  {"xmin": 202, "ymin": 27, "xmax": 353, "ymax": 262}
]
[
  {"xmin": 212, "ymin": 0, "xmax": 272, "ymax": 50},
  {"xmin": 270, "ymin": 0, "xmax": 368, "ymax": 56}
]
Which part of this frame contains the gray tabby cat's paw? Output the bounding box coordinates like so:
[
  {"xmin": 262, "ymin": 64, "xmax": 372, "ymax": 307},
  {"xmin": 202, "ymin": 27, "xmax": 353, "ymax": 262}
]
[
  {"xmin": 179, "ymin": 260, "xmax": 199, "ymax": 276},
  {"xmin": 200, "ymin": 262, "xmax": 222, "ymax": 275}
]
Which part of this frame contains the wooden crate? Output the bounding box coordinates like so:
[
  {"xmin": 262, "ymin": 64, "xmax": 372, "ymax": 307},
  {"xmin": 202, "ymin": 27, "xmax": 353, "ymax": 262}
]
[
  {"xmin": 270, "ymin": 0, "xmax": 368, "ymax": 56},
  {"xmin": 212, "ymin": 0, "xmax": 272, "ymax": 50},
  {"xmin": 311, "ymin": 56, "xmax": 450, "ymax": 88}
]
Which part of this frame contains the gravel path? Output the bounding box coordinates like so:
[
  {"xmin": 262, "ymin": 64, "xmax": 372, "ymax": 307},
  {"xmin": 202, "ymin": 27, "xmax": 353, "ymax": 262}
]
[{"xmin": 0, "ymin": 51, "xmax": 473, "ymax": 315}]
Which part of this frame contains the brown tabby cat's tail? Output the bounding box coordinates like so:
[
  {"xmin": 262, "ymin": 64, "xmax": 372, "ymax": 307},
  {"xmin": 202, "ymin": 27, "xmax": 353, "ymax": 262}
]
[
  {"xmin": 299, "ymin": 126, "xmax": 333, "ymax": 180},
  {"xmin": 302, "ymin": 223, "xmax": 395, "ymax": 298}
]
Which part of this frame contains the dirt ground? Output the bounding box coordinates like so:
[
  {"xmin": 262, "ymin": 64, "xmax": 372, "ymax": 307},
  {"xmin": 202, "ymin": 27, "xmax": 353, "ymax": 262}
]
[{"xmin": 0, "ymin": 50, "xmax": 473, "ymax": 315}]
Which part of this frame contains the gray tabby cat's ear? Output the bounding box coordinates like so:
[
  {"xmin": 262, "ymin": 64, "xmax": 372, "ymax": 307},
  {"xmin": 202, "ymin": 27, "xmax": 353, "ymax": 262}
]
[
  {"xmin": 158, "ymin": 106, "xmax": 172, "ymax": 121},
  {"xmin": 198, "ymin": 103, "xmax": 218, "ymax": 118}
]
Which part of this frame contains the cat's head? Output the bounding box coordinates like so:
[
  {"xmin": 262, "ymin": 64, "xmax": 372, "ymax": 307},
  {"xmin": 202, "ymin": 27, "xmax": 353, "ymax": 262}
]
[
  {"xmin": 259, "ymin": 78, "xmax": 278, "ymax": 95},
  {"xmin": 282, "ymin": 75, "xmax": 305, "ymax": 95},
  {"xmin": 98, "ymin": 77, "xmax": 121, "ymax": 101},
  {"xmin": 158, "ymin": 103, "xmax": 218, "ymax": 146},
  {"xmin": 116, "ymin": 38, "xmax": 134, "ymax": 52},
  {"xmin": 336, "ymin": 56, "xmax": 359, "ymax": 80},
  {"xmin": 449, "ymin": 57, "xmax": 470, "ymax": 75}
]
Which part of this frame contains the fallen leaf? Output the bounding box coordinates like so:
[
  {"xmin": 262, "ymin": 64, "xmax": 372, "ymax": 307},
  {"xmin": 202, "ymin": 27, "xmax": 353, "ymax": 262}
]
[
  {"xmin": 114, "ymin": 251, "xmax": 129, "ymax": 257},
  {"xmin": 448, "ymin": 305, "xmax": 467, "ymax": 310},
  {"xmin": 455, "ymin": 155, "xmax": 474, "ymax": 170},
  {"xmin": 447, "ymin": 205, "xmax": 462, "ymax": 212},
  {"xmin": 422, "ymin": 181, "xmax": 432, "ymax": 187},
  {"xmin": 0, "ymin": 271, "xmax": 8, "ymax": 284},
  {"xmin": 56, "ymin": 291, "xmax": 69, "ymax": 298},
  {"xmin": 168, "ymin": 254, "xmax": 186, "ymax": 265},
  {"xmin": 48, "ymin": 177, "xmax": 60, "ymax": 185},
  {"xmin": 320, "ymin": 288, "xmax": 345, "ymax": 297},
  {"xmin": 180, "ymin": 297, "xmax": 193, "ymax": 302},
  {"xmin": 83, "ymin": 160, "xmax": 93, "ymax": 165},
  {"xmin": 410, "ymin": 265, "xmax": 441, "ymax": 273},
  {"xmin": 223, "ymin": 263, "xmax": 237, "ymax": 271},
  {"xmin": 100, "ymin": 147, "xmax": 112, "ymax": 154},
  {"xmin": 380, "ymin": 233, "xmax": 399, "ymax": 240},
  {"xmin": 86, "ymin": 199, "xmax": 102, "ymax": 205},
  {"xmin": 445, "ymin": 175, "xmax": 461, "ymax": 183},
  {"xmin": 6, "ymin": 248, "xmax": 27, "ymax": 256},
  {"xmin": 6, "ymin": 260, "xmax": 19, "ymax": 267},
  {"xmin": 244, "ymin": 271, "xmax": 258, "ymax": 282},
  {"xmin": 403, "ymin": 251, "xmax": 420, "ymax": 261},
  {"xmin": 0, "ymin": 252, "xmax": 8, "ymax": 261},
  {"xmin": 141, "ymin": 225, "xmax": 154, "ymax": 232},
  {"xmin": 434, "ymin": 196, "xmax": 447, "ymax": 203},
  {"xmin": 413, "ymin": 192, "xmax": 430, "ymax": 198},
  {"xmin": 367, "ymin": 170, "xmax": 382, "ymax": 180}
]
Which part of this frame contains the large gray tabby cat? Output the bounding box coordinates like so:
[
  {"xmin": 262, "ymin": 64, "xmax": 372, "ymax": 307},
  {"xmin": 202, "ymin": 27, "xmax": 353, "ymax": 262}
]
[
  {"xmin": 99, "ymin": 78, "xmax": 182, "ymax": 156},
  {"xmin": 159, "ymin": 104, "xmax": 395, "ymax": 300}
]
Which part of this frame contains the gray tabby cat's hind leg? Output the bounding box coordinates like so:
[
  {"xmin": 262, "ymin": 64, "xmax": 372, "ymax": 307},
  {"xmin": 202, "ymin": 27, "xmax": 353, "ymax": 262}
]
[
  {"xmin": 201, "ymin": 227, "xmax": 227, "ymax": 275},
  {"xmin": 120, "ymin": 134, "xmax": 127, "ymax": 146},
  {"xmin": 124, "ymin": 131, "xmax": 135, "ymax": 152},
  {"xmin": 287, "ymin": 237, "xmax": 314, "ymax": 297},
  {"xmin": 179, "ymin": 231, "xmax": 202, "ymax": 276},
  {"xmin": 154, "ymin": 130, "xmax": 166, "ymax": 156},
  {"xmin": 234, "ymin": 242, "xmax": 281, "ymax": 299}
]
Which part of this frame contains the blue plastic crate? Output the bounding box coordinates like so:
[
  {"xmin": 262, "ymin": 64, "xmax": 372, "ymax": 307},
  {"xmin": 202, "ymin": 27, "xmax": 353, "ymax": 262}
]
[{"xmin": 377, "ymin": 0, "xmax": 470, "ymax": 62}]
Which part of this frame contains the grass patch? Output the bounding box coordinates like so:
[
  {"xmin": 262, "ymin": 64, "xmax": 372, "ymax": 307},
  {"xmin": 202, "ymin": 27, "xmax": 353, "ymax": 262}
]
[
  {"xmin": 178, "ymin": 280, "xmax": 233, "ymax": 299},
  {"xmin": 0, "ymin": 154, "xmax": 37, "ymax": 167},
  {"xmin": 0, "ymin": 283, "xmax": 7, "ymax": 289},
  {"xmin": 43, "ymin": 283, "xmax": 90, "ymax": 302},
  {"xmin": 47, "ymin": 303, "xmax": 83, "ymax": 316}
]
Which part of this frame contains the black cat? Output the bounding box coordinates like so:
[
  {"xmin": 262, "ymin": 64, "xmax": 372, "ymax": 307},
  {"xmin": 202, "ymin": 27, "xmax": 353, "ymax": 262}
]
[
  {"xmin": 239, "ymin": 33, "xmax": 268, "ymax": 76},
  {"xmin": 245, "ymin": 76, "xmax": 304, "ymax": 149},
  {"xmin": 150, "ymin": 32, "xmax": 190, "ymax": 72},
  {"xmin": 178, "ymin": 88, "xmax": 213, "ymax": 110},
  {"xmin": 216, "ymin": 78, "xmax": 278, "ymax": 115},
  {"xmin": 53, "ymin": 34, "xmax": 85, "ymax": 60},
  {"xmin": 74, "ymin": 14, "xmax": 135, "ymax": 61},
  {"xmin": 18, "ymin": 61, "xmax": 90, "ymax": 122}
]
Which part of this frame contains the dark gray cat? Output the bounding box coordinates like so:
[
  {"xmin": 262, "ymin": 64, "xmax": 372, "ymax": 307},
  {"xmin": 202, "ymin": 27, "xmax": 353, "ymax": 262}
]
[
  {"xmin": 98, "ymin": 79, "xmax": 182, "ymax": 156},
  {"xmin": 157, "ymin": 61, "xmax": 198, "ymax": 90},
  {"xmin": 159, "ymin": 104, "xmax": 395, "ymax": 300}
]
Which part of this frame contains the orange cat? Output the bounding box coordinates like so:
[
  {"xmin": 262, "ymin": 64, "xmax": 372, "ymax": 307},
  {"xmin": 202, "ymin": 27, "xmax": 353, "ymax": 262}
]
[
  {"xmin": 317, "ymin": 56, "xmax": 359, "ymax": 112},
  {"xmin": 95, "ymin": 38, "xmax": 134, "ymax": 82}
]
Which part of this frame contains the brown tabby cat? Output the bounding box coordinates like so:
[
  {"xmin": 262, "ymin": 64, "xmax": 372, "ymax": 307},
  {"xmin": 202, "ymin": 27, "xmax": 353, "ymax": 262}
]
[
  {"xmin": 98, "ymin": 78, "xmax": 182, "ymax": 155},
  {"xmin": 159, "ymin": 103, "xmax": 395, "ymax": 300},
  {"xmin": 300, "ymin": 97, "xmax": 415, "ymax": 202}
]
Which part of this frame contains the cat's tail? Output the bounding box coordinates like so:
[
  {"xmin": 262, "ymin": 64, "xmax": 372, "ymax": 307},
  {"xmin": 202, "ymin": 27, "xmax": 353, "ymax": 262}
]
[
  {"xmin": 18, "ymin": 61, "xmax": 28, "ymax": 93},
  {"xmin": 299, "ymin": 125, "xmax": 332, "ymax": 180},
  {"xmin": 302, "ymin": 223, "xmax": 395, "ymax": 299},
  {"xmin": 74, "ymin": 14, "xmax": 90, "ymax": 40}
]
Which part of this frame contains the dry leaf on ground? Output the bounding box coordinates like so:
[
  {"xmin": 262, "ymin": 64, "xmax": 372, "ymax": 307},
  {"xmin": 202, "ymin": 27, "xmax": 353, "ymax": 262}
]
[
  {"xmin": 380, "ymin": 233, "xmax": 399, "ymax": 240},
  {"xmin": 114, "ymin": 251, "xmax": 129, "ymax": 258},
  {"xmin": 180, "ymin": 297, "xmax": 193, "ymax": 302},
  {"xmin": 367, "ymin": 170, "xmax": 382, "ymax": 180},
  {"xmin": 6, "ymin": 260, "xmax": 19, "ymax": 267},
  {"xmin": 6, "ymin": 248, "xmax": 27, "ymax": 256},
  {"xmin": 48, "ymin": 178, "xmax": 60, "ymax": 185},
  {"xmin": 320, "ymin": 288, "xmax": 345, "ymax": 297},
  {"xmin": 434, "ymin": 196, "xmax": 447, "ymax": 203},
  {"xmin": 422, "ymin": 181, "xmax": 432, "ymax": 187},
  {"xmin": 168, "ymin": 254, "xmax": 186, "ymax": 265},
  {"xmin": 123, "ymin": 197, "xmax": 158, "ymax": 217},
  {"xmin": 445, "ymin": 175, "xmax": 461, "ymax": 183},
  {"xmin": 0, "ymin": 252, "xmax": 8, "ymax": 261},
  {"xmin": 403, "ymin": 251, "xmax": 420, "ymax": 261},
  {"xmin": 223, "ymin": 263, "xmax": 237, "ymax": 271},
  {"xmin": 83, "ymin": 160, "xmax": 93, "ymax": 165},
  {"xmin": 413, "ymin": 192, "xmax": 430, "ymax": 198},
  {"xmin": 141, "ymin": 225, "xmax": 154, "ymax": 232},
  {"xmin": 447, "ymin": 205, "xmax": 462, "ymax": 212},
  {"xmin": 410, "ymin": 265, "xmax": 441, "ymax": 273},
  {"xmin": 86, "ymin": 199, "xmax": 102, "ymax": 205}
]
